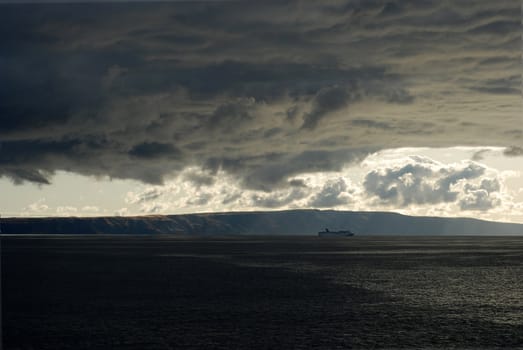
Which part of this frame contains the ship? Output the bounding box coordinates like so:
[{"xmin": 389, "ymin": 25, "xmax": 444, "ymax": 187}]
[{"xmin": 318, "ymin": 228, "xmax": 354, "ymax": 237}]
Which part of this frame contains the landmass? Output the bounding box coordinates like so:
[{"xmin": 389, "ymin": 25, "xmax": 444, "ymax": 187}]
[{"xmin": 2, "ymin": 209, "xmax": 522, "ymax": 235}]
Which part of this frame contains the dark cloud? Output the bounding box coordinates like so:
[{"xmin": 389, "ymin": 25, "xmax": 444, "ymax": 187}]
[
  {"xmin": 238, "ymin": 149, "xmax": 373, "ymax": 191},
  {"xmin": 503, "ymin": 146, "xmax": 523, "ymax": 157},
  {"xmin": 468, "ymin": 75, "xmax": 521, "ymax": 95},
  {"xmin": 1, "ymin": 168, "xmax": 51, "ymax": 185},
  {"xmin": 301, "ymin": 79, "xmax": 414, "ymax": 130},
  {"xmin": 263, "ymin": 127, "xmax": 283, "ymax": 139},
  {"xmin": 351, "ymin": 119, "xmax": 392, "ymax": 130},
  {"xmin": 379, "ymin": 2, "xmax": 404, "ymax": 17},
  {"xmin": 0, "ymin": 0, "xmax": 520, "ymax": 190},
  {"xmin": 469, "ymin": 19, "xmax": 520, "ymax": 34},
  {"xmin": 285, "ymin": 105, "xmax": 301, "ymax": 122},
  {"xmin": 183, "ymin": 171, "xmax": 215, "ymax": 187},
  {"xmin": 288, "ymin": 179, "xmax": 307, "ymax": 188},
  {"xmin": 471, "ymin": 149, "xmax": 490, "ymax": 161},
  {"xmin": 302, "ymin": 86, "xmax": 352, "ymax": 130},
  {"xmin": 208, "ymin": 100, "xmax": 256, "ymax": 131},
  {"xmin": 129, "ymin": 142, "xmax": 180, "ymax": 159}
]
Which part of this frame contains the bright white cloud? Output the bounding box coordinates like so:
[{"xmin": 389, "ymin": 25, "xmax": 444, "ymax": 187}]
[
  {"xmin": 308, "ymin": 178, "xmax": 354, "ymax": 208},
  {"xmin": 5, "ymin": 148, "xmax": 521, "ymax": 223},
  {"xmin": 122, "ymin": 154, "xmax": 521, "ymax": 222},
  {"xmin": 363, "ymin": 156, "xmax": 494, "ymax": 207},
  {"xmin": 81, "ymin": 205, "xmax": 100, "ymax": 213},
  {"xmin": 23, "ymin": 198, "xmax": 49, "ymax": 214},
  {"xmin": 56, "ymin": 206, "xmax": 78, "ymax": 215},
  {"xmin": 115, "ymin": 207, "xmax": 130, "ymax": 217}
]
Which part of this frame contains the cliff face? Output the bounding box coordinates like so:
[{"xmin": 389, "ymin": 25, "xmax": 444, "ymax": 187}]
[{"xmin": 2, "ymin": 210, "xmax": 522, "ymax": 235}]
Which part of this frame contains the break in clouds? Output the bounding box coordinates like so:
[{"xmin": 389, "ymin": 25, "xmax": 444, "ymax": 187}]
[
  {"xmin": 1, "ymin": 1, "xmax": 521, "ymax": 197},
  {"xmin": 20, "ymin": 152, "xmax": 520, "ymax": 221},
  {"xmin": 118, "ymin": 154, "xmax": 519, "ymax": 220}
]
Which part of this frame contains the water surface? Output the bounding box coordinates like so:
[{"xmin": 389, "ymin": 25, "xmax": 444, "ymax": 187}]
[{"xmin": 2, "ymin": 235, "xmax": 522, "ymax": 349}]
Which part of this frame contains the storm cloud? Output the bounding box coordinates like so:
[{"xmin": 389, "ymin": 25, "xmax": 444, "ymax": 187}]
[{"xmin": 0, "ymin": 0, "xmax": 520, "ymax": 191}]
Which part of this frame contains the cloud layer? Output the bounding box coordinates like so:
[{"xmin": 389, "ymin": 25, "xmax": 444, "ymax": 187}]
[
  {"xmin": 114, "ymin": 154, "xmax": 520, "ymax": 223},
  {"xmin": 1, "ymin": 0, "xmax": 521, "ymax": 191}
]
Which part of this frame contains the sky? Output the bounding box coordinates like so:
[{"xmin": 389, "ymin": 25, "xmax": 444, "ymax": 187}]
[{"xmin": 1, "ymin": 0, "xmax": 522, "ymax": 223}]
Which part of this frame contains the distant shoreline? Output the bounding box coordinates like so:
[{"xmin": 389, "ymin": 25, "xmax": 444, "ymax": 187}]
[{"xmin": 1, "ymin": 210, "xmax": 522, "ymax": 236}]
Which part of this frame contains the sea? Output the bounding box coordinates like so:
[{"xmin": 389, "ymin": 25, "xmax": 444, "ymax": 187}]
[{"xmin": 2, "ymin": 235, "xmax": 522, "ymax": 349}]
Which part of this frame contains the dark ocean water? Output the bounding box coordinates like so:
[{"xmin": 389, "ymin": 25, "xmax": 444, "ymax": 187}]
[{"xmin": 2, "ymin": 235, "xmax": 523, "ymax": 349}]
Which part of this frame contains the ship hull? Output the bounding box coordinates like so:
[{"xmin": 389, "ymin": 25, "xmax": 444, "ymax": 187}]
[{"xmin": 318, "ymin": 231, "xmax": 354, "ymax": 237}]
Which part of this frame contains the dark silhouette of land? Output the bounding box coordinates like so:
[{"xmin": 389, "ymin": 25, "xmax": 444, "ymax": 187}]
[{"xmin": 2, "ymin": 209, "xmax": 522, "ymax": 235}]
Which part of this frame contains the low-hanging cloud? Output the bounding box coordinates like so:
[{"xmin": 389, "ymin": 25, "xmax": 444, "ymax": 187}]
[{"xmin": 0, "ymin": 0, "xmax": 520, "ymax": 191}]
